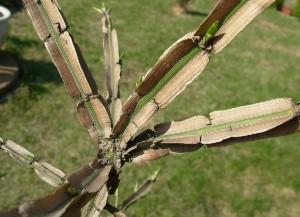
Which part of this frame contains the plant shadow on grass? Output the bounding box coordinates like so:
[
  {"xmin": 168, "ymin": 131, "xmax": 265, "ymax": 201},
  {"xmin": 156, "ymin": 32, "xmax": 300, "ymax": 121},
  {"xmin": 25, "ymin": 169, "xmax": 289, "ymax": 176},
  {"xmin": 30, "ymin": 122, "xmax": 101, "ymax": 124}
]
[
  {"xmin": 1, "ymin": 0, "xmax": 23, "ymax": 14},
  {"xmin": 0, "ymin": 57, "xmax": 62, "ymax": 103},
  {"xmin": 19, "ymin": 58, "xmax": 61, "ymax": 97},
  {"xmin": 6, "ymin": 36, "xmax": 37, "ymax": 51},
  {"xmin": 0, "ymin": 36, "xmax": 62, "ymax": 103},
  {"xmin": 3, "ymin": 36, "xmax": 62, "ymax": 99}
]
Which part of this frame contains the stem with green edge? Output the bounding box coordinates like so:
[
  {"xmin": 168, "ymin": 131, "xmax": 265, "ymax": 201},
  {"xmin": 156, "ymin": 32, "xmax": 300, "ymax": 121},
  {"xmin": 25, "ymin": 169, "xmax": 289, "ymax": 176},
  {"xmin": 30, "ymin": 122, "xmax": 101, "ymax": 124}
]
[
  {"xmin": 131, "ymin": 18, "xmax": 225, "ymax": 118},
  {"xmin": 38, "ymin": 2, "xmax": 104, "ymax": 137},
  {"xmin": 133, "ymin": 47, "xmax": 201, "ymax": 115},
  {"xmin": 155, "ymin": 108, "xmax": 295, "ymax": 140}
]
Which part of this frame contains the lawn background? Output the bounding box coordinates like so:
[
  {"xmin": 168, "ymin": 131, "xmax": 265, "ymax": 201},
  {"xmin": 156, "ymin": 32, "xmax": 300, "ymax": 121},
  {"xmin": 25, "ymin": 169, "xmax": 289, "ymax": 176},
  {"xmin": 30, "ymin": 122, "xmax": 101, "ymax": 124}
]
[{"xmin": 1, "ymin": 0, "xmax": 300, "ymax": 216}]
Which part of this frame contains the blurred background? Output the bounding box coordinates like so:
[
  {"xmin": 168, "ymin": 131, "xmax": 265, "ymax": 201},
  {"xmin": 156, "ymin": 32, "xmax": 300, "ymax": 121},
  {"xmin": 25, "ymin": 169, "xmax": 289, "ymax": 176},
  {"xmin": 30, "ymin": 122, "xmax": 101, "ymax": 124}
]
[{"xmin": 0, "ymin": 0, "xmax": 300, "ymax": 216}]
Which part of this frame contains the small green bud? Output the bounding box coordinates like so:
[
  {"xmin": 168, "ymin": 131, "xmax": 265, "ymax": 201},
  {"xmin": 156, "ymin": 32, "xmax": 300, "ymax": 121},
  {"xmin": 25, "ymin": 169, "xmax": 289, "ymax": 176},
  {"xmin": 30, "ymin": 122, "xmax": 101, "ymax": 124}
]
[
  {"xmin": 204, "ymin": 20, "xmax": 221, "ymax": 44},
  {"xmin": 135, "ymin": 75, "xmax": 144, "ymax": 87},
  {"xmin": 67, "ymin": 186, "xmax": 79, "ymax": 196}
]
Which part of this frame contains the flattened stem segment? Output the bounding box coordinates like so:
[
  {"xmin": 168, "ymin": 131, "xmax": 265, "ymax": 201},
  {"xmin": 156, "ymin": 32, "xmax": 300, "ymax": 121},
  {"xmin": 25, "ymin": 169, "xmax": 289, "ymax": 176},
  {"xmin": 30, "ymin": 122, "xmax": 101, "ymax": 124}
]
[
  {"xmin": 0, "ymin": 138, "xmax": 66, "ymax": 187},
  {"xmin": 194, "ymin": 0, "xmax": 241, "ymax": 36},
  {"xmin": 100, "ymin": 7, "xmax": 122, "ymax": 127},
  {"xmin": 22, "ymin": 0, "xmax": 112, "ymax": 139},
  {"xmin": 114, "ymin": 0, "xmax": 274, "ymax": 145},
  {"xmin": 129, "ymin": 98, "xmax": 300, "ymax": 163},
  {"xmin": 112, "ymin": 0, "xmax": 241, "ymax": 139},
  {"xmin": 0, "ymin": 157, "xmax": 114, "ymax": 217},
  {"xmin": 118, "ymin": 50, "xmax": 210, "ymax": 149},
  {"xmin": 212, "ymin": 0, "xmax": 276, "ymax": 54}
]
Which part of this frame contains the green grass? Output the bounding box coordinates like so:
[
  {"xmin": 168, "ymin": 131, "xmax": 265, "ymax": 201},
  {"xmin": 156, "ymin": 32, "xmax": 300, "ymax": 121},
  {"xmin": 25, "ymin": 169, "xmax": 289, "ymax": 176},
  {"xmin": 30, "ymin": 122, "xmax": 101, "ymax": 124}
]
[
  {"xmin": 1, "ymin": 0, "xmax": 300, "ymax": 216},
  {"xmin": 294, "ymin": 0, "xmax": 300, "ymax": 19}
]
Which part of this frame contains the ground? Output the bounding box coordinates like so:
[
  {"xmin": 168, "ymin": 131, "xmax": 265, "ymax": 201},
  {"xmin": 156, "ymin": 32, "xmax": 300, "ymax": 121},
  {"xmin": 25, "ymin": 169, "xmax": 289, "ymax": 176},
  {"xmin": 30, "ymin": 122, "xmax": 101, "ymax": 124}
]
[{"xmin": 1, "ymin": 0, "xmax": 300, "ymax": 216}]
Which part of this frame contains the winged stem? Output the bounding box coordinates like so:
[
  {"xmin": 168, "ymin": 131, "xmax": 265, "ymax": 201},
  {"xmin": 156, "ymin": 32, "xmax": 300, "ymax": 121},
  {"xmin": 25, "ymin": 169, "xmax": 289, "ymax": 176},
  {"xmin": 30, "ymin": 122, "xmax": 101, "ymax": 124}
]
[{"xmin": 37, "ymin": 2, "xmax": 106, "ymax": 137}]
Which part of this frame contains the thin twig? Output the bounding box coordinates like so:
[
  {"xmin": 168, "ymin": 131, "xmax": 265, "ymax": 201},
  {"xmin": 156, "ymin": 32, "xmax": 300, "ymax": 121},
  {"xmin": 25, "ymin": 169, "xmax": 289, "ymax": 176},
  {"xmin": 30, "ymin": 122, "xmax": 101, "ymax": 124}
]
[{"xmin": 120, "ymin": 169, "xmax": 160, "ymax": 210}]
